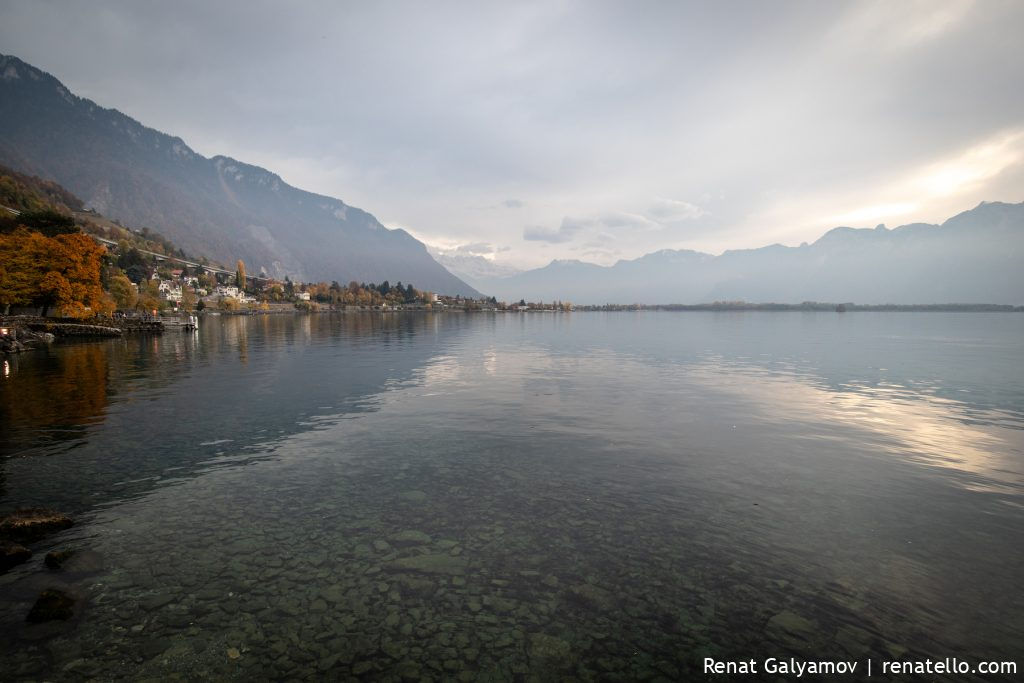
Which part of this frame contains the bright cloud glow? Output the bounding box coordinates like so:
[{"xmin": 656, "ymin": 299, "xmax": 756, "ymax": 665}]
[{"xmin": 915, "ymin": 130, "xmax": 1024, "ymax": 197}]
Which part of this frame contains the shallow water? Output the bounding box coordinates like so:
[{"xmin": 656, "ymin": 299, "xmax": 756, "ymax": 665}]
[{"xmin": 1, "ymin": 312, "xmax": 1022, "ymax": 680}]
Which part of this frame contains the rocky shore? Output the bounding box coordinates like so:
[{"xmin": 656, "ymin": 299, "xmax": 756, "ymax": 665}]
[{"xmin": 0, "ymin": 323, "xmax": 55, "ymax": 354}]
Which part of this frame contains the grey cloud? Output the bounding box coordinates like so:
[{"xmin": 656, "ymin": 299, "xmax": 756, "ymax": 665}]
[
  {"xmin": 598, "ymin": 212, "xmax": 660, "ymax": 231},
  {"xmin": 502, "ymin": 199, "xmax": 524, "ymax": 208},
  {"xmin": 523, "ymin": 217, "xmax": 586, "ymax": 243},
  {"xmin": 647, "ymin": 198, "xmax": 707, "ymax": 222}
]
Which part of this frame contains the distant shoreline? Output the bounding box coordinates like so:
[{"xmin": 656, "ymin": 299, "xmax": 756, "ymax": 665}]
[{"xmin": 573, "ymin": 303, "xmax": 1023, "ymax": 312}]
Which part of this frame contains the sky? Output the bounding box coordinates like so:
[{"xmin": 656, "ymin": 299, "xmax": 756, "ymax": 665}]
[{"xmin": 1, "ymin": 0, "xmax": 1023, "ymax": 270}]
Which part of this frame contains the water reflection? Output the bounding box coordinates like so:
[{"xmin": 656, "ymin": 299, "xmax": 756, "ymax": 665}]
[
  {"xmin": 680, "ymin": 363, "xmax": 1024, "ymax": 495},
  {"xmin": 0, "ymin": 313, "xmax": 465, "ymax": 515},
  {"xmin": 0, "ymin": 312, "xmax": 1020, "ymax": 680},
  {"xmin": 0, "ymin": 343, "xmax": 109, "ymax": 450}
]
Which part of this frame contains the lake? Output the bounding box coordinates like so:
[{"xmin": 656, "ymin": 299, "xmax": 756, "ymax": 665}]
[{"xmin": 1, "ymin": 311, "xmax": 1022, "ymax": 680}]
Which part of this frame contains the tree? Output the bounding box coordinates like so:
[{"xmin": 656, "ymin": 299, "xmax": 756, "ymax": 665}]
[
  {"xmin": 0, "ymin": 228, "xmax": 110, "ymax": 317},
  {"xmin": 219, "ymin": 296, "xmax": 240, "ymax": 311},
  {"xmin": 235, "ymin": 260, "xmax": 246, "ymax": 290},
  {"xmin": 0, "ymin": 236, "xmax": 35, "ymax": 313},
  {"xmin": 181, "ymin": 285, "xmax": 198, "ymax": 311},
  {"xmin": 108, "ymin": 273, "xmax": 138, "ymax": 310},
  {"xmin": 0, "ymin": 208, "xmax": 77, "ymax": 237},
  {"xmin": 137, "ymin": 279, "xmax": 163, "ymax": 313}
]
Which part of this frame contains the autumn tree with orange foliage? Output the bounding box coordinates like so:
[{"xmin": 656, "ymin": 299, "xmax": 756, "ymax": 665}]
[{"xmin": 0, "ymin": 228, "xmax": 112, "ymax": 317}]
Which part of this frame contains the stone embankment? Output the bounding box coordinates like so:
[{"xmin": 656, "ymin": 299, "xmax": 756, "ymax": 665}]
[
  {"xmin": 0, "ymin": 316, "xmax": 164, "ymax": 353},
  {"xmin": 26, "ymin": 321, "xmax": 123, "ymax": 337}
]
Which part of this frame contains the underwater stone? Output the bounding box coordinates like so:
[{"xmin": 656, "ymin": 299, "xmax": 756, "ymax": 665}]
[
  {"xmin": 835, "ymin": 625, "xmax": 872, "ymax": 655},
  {"xmin": 766, "ymin": 610, "xmax": 817, "ymax": 646},
  {"xmin": 45, "ymin": 549, "xmax": 76, "ymax": 570},
  {"xmin": 886, "ymin": 642, "xmax": 908, "ymax": 659},
  {"xmin": 387, "ymin": 554, "xmax": 468, "ymax": 575},
  {"xmin": 137, "ymin": 638, "xmax": 172, "ymax": 659},
  {"xmin": 27, "ymin": 589, "xmax": 76, "ymax": 622},
  {"xmin": 318, "ymin": 653, "xmax": 341, "ymax": 671},
  {"xmin": 352, "ymin": 661, "xmax": 375, "ymax": 675},
  {"xmin": 139, "ymin": 593, "xmax": 175, "ymax": 612},
  {"xmin": 1, "ymin": 541, "xmax": 32, "ymax": 573},
  {"xmin": 391, "ymin": 530, "xmax": 432, "ymax": 545},
  {"xmin": 394, "ymin": 660, "xmax": 422, "ymax": 680}
]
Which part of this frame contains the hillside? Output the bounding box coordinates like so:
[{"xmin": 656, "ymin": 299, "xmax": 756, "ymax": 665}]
[{"xmin": 0, "ymin": 54, "xmax": 479, "ymax": 297}]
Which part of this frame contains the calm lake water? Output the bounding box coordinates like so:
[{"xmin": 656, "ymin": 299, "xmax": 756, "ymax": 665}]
[{"xmin": 1, "ymin": 312, "xmax": 1022, "ymax": 681}]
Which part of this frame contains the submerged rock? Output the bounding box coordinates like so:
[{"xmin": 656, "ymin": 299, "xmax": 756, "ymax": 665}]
[
  {"xmin": 26, "ymin": 589, "xmax": 76, "ymax": 622},
  {"xmin": 387, "ymin": 553, "xmax": 468, "ymax": 575},
  {"xmin": 0, "ymin": 508, "xmax": 74, "ymax": 542},
  {"xmin": 390, "ymin": 530, "xmax": 432, "ymax": 546},
  {"xmin": 59, "ymin": 549, "xmax": 104, "ymax": 574},
  {"xmin": 1, "ymin": 541, "xmax": 32, "ymax": 573},
  {"xmin": 765, "ymin": 609, "xmax": 818, "ymax": 649},
  {"xmin": 529, "ymin": 633, "xmax": 574, "ymax": 668},
  {"xmin": 44, "ymin": 549, "xmax": 76, "ymax": 570}
]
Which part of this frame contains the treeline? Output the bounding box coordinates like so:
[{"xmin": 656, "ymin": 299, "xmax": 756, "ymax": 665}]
[
  {"xmin": 301, "ymin": 280, "xmax": 431, "ymax": 307},
  {"xmin": 0, "ymin": 164, "xmax": 83, "ymax": 213}
]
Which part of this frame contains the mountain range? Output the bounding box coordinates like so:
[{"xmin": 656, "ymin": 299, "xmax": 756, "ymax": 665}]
[
  {"xmin": 0, "ymin": 54, "xmax": 479, "ymax": 296},
  {"xmin": 459, "ymin": 201, "xmax": 1024, "ymax": 305},
  {"xmin": 1, "ymin": 54, "xmax": 1021, "ymax": 305}
]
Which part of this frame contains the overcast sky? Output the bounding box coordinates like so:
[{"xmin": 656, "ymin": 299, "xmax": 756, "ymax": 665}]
[{"xmin": 2, "ymin": 0, "xmax": 1022, "ymax": 269}]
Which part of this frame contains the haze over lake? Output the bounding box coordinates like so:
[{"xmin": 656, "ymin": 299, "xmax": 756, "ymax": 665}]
[{"xmin": 2, "ymin": 311, "xmax": 1021, "ymax": 679}]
